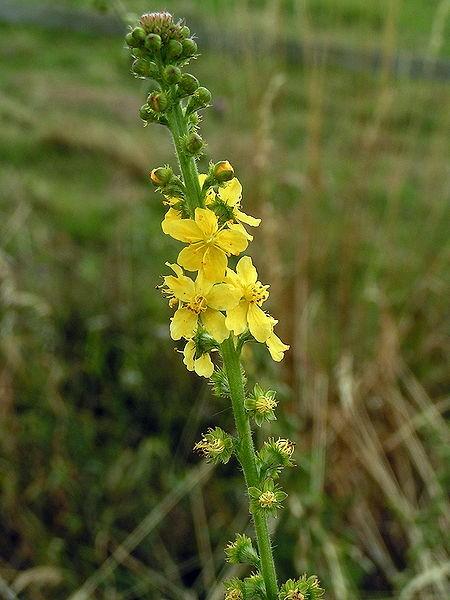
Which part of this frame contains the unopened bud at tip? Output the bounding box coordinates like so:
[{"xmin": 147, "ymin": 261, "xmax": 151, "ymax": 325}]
[
  {"xmin": 213, "ymin": 161, "xmax": 234, "ymax": 182},
  {"xmin": 150, "ymin": 166, "xmax": 173, "ymax": 186}
]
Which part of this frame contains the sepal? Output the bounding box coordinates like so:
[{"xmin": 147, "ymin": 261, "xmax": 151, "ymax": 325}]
[
  {"xmin": 193, "ymin": 427, "xmax": 234, "ymax": 464},
  {"xmin": 225, "ymin": 533, "xmax": 260, "ymax": 567}
]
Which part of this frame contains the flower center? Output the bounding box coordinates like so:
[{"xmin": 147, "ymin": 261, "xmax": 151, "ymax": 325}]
[
  {"xmin": 258, "ymin": 490, "xmax": 276, "ymax": 508},
  {"xmin": 188, "ymin": 295, "xmax": 208, "ymax": 314},
  {"xmin": 286, "ymin": 591, "xmax": 305, "ymax": 600},
  {"xmin": 255, "ymin": 395, "xmax": 277, "ymax": 414},
  {"xmin": 275, "ymin": 438, "xmax": 295, "ymax": 458},
  {"xmin": 244, "ymin": 282, "xmax": 269, "ymax": 305}
]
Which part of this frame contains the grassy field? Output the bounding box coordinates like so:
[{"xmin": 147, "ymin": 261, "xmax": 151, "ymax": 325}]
[{"xmin": 0, "ymin": 1, "xmax": 449, "ymax": 599}]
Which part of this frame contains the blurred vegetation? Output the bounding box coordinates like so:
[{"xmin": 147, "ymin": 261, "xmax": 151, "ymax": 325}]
[{"xmin": 0, "ymin": 1, "xmax": 449, "ymax": 599}]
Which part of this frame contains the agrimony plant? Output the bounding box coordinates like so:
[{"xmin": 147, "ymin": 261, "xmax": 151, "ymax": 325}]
[{"xmin": 125, "ymin": 12, "xmax": 325, "ymax": 600}]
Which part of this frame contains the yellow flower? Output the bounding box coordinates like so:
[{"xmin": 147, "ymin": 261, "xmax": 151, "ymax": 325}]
[
  {"xmin": 163, "ymin": 266, "xmax": 240, "ymax": 341},
  {"xmin": 183, "ymin": 340, "xmax": 214, "ymax": 378},
  {"xmin": 217, "ymin": 178, "xmax": 261, "ymax": 228},
  {"xmin": 224, "ymin": 256, "xmax": 273, "ymax": 342},
  {"xmin": 162, "ymin": 207, "xmax": 248, "ymax": 282}
]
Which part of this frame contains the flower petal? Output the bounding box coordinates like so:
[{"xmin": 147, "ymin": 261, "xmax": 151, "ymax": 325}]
[
  {"xmin": 202, "ymin": 309, "xmax": 229, "ymax": 343},
  {"xmin": 247, "ymin": 303, "xmax": 272, "ymax": 342},
  {"xmin": 207, "ymin": 283, "xmax": 241, "ymax": 310},
  {"xmin": 195, "ymin": 353, "xmax": 214, "ymax": 378},
  {"xmin": 235, "ymin": 208, "xmax": 261, "ymax": 227},
  {"xmin": 164, "ymin": 274, "xmax": 195, "ymax": 302},
  {"xmin": 194, "ymin": 208, "xmax": 218, "ymax": 238},
  {"xmin": 225, "ymin": 301, "xmax": 248, "ymax": 336},
  {"xmin": 215, "ymin": 228, "xmax": 248, "ymax": 255},
  {"xmin": 202, "ymin": 245, "xmax": 227, "ymax": 282},
  {"xmin": 183, "ymin": 340, "xmax": 196, "ymax": 371},
  {"xmin": 163, "ymin": 216, "xmax": 204, "ymax": 242},
  {"xmin": 266, "ymin": 332, "xmax": 290, "ymax": 362},
  {"xmin": 178, "ymin": 243, "xmax": 205, "ymax": 271},
  {"xmin": 218, "ymin": 178, "xmax": 242, "ymax": 207},
  {"xmin": 170, "ymin": 307, "xmax": 197, "ymax": 340},
  {"xmin": 236, "ymin": 256, "xmax": 258, "ymax": 286},
  {"xmin": 161, "ymin": 207, "xmax": 182, "ymax": 234}
]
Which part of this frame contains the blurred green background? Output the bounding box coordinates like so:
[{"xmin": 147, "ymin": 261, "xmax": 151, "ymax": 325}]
[{"xmin": 1, "ymin": 1, "xmax": 449, "ymax": 599}]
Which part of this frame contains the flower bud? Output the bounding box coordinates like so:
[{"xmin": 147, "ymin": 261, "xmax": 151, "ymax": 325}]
[
  {"xmin": 166, "ymin": 39, "xmax": 183, "ymax": 60},
  {"xmin": 163, "ymin": 65, "xmax": 181, "ymax": 84},
  {"xmin": 182, "ymin": 38, "xmax": 198, "ymax": 57},
  {"xmin": 196, "ymin": 87, "xmax": 212, "ymax": 105},
  {"xmin": 185, "ymin": 132, "xmax": 204, "ymax": 155},
  {"xmin": 132, "ymin": 58, "xmax": 154, "ymax": 78},
  {"xmin": 213, "ymin": 160, "xmax": 234, "ymax": 182},
  {"xmin": 178, "ymin": 73, "xmax": 199, "ymax": 95},
  {"xmin": 145, "ymin": 33, "xmax": 162, "ymax": 52},
  {"xmin": 148, "ymin": 91, "xmax": 169, "ymax": 113},
  {"xmin": 139, "ymin": 103, "xmax": 154, "ymax": 122},
  {"xmin": 150, "ymin": 166, "xmax": 173, "ymax": 186},
  {"xmin": 131, "ymin": 27, "xmax": 146, "ymax": 44},
  {"xmin": 125, "ymin": 32, "xmax": 139, "ymax": 47},
  {"xmin": 180, "ymin": 25, "xmax": 190, "ymax": 38}
]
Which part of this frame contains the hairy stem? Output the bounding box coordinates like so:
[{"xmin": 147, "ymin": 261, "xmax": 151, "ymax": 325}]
[
  {"xmin": 220, "ymin": 336, "xmax": 279, "ymax": 600},
  {"xmin": 166, "ymin": 101, "xmax": 203, "ymax": 216}
]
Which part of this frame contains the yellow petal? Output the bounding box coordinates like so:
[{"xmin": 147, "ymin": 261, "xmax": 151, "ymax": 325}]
[
  {"xmin": 198, "ymin": 173, "xmax": 208, "ymax": 187},
  {"xmin": 236, "ymin": 256, "xmax": 258, "ymax": 286},
  {"xmin": 231, "ymin": 221, "xmax": 253, "ymax": 241},
  {"xmin": 193, "ymin": 271, "xmax": 214, "ymax": 297},
  {"xmin": 235, "ymin": 208, "xmax": 261, "ymax": 227},
  {"xmin": 202, "ymin": 309, "xmax": 229, "ymax": 343},
  {"xmin": 195, "ymin": 353, "xmax": 214, "ymax": 378},
  {"xmin": 225, "ymin": 301, "xmax": 248, "ymax": 336},
  {"xmin": 165, "ymin": 262, "xmax": 184, "ymax": 277},
  {"xmin": 163, "ymin": 216, "xmax": 204, "ymax": 243},
  {"xmin": 194, "ymin": 208, "xmax": 218, "ymax": 238},
  {"xmin": 170, "ymin": 307, "xmax": 197, "ymax": 340},
  {"xmin": 161, "ymin": 208, "xmax": 182, "ymax": 234},
  {"xmin": 178, "ymin": 243, "xmax": 206, "ymax": 271},
  {"xmin": 207, "ymin": 283, "xmax": 241, "ymax": 310},
  {"xmin": 224, "ymin": 268, "xmax": 242, "ymax": 290},
  {"xmin": 215, "ymin": 228, "xmax": 248, "ymax": 256},
  {"xmin": 164, "ymin": 274, "xmax": 195, "ymax": 302},
  {"xmin": 183, "ymin": 340, "xmax": 196, "ymax": 371},
  {"xmin": 247, "ymin": 303, "xmax": 272, "ymax": 342},
  {"xmin": 201, "ymin": 245, "xmax": 227, "ymax": 282},
  {"xmin": 218, "ymin": 178, "xmax": 242, "ymax": 207},
  {"xmin": 266, "ymin": 332, "xmax": 290, "ymax": 362}
]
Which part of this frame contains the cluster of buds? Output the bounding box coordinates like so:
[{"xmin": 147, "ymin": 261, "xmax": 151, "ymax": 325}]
[
  {"xmin": 125, "ymin": 11, "xmax": 211, "ymax": 142},
  {"xmin": 279, "ymin": 576, "xmax": 324, "ymax": 600},
  {"xmin": 225, "ymin": 533, "xmax": 260, "ymax": 567},
  {"xmin": 224, "ymin": 572, "xmax": 266, "ymax": 600}
]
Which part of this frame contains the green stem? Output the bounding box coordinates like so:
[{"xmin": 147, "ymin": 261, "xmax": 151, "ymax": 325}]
[
  {"xmin": 220, "ymin": 336, "xmax": 279, "ymax": 600},
  {"xmin": 166, "ymin": 101, "xmax": 203, "ymax": 216}
]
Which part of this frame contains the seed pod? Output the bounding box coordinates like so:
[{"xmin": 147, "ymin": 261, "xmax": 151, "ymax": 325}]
[
  {"xmin": 178, "ymin": 73, "xmax": 199, "ymax": 95},
  {"xmin": 131, "ymin": 27, "xmax": 146, "ymax": 43},
  {"xmin": 150, "ymin": 166, "xmax": 173, "ymax": 186},
  {"xmin": 148, "ymin": 91, "xmax": 169, "ymax": 113},
  {"xmin": 182, "ymin": 38, "xmax": 198, "ymax": 57},
  {"xmin": 164, "ymin": 65, "xmax": 182, "ymax": 84},
  {"xmin": 145, "ymin": 33, "xmax": 162, "ymax": 52},
  {"xmin": 166, "ymin": 39, "xmax": 183, "ymax": 60},
  {"xmin": 185, "ymin": 132, "xmax": 204, "ymax": 155}
]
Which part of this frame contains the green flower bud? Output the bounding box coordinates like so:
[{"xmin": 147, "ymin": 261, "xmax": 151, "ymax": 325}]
[
  {"xmin": 132, "ymin": 58, "xmax": 153, "ymax": 78},
  {"xmin": 178, "ymin": 73, "xmax": 199, "ymax": 95},
  {"xmin": 180, "ymin": 25, "xmax": 190, "ymax": 38},
  {"xmin": 166, "ymin": 39, "xmax": 183, "ymax": 60},
  {"xmin": 185, "ymin": 132, "xmax": 204, "ymax": 155},
  {"xmin": 194, "ymin": 427, "xmax": 234, "ymax": 464},
  {"xmin": 125, "ymin": 32, "xmax": 139, "ymax": 48},
  {"xmin": 225, "ymin": 534, "xmax": 259, "ymax": 567},
  {"xmin": 148, "ymin": 91, "xmax": 169, "ymax": 113},
  {"xmin": 163, "ymin": 65, "xmax": 181, "ymax": 84},
  {"xmin": 131, "ymin": 27, "xmax": 146, "ymax": 43},
  {"xmin": 145, "ymin": 33, "xmax": 162, "ymax": 52},
  {"xmin": 150, "ymin": 166, "xmax": 173, "ymax": 186},
  {"xmin": 182, "ymin": 38, "xmax": 198, "ymax": 57},
  {"xmin": 131, "ymin": 47, "xmax": 145, "ymax": 58},
  {"xmin": 196, "ymin": 87, "xmax": 212, "ymax": 105},
  {"xmin": 139, "ymin": 103, "xmax": 155, "ymax": 122},
  {"xmin": 213, "ymin": 160, "xmax": 234, "ymax": 183}
]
